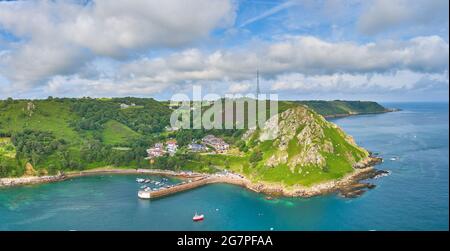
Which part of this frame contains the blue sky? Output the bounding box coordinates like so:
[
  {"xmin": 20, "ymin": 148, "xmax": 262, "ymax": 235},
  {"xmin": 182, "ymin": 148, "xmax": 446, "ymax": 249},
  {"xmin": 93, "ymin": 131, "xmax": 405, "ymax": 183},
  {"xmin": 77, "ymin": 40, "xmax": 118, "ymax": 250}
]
[{"xmin": 0, "ymin": 0, "xmax": 448, "ymax": 101}]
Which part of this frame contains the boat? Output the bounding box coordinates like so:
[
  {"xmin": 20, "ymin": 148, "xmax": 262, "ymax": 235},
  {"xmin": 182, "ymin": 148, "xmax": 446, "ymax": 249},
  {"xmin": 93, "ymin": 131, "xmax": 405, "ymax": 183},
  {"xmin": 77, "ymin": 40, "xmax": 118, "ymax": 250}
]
[
  {"xmin": 193, "ymin": 213, "xmax": 204, "ymax": 222},
  {"xmin": 136, "ymin": 178, "xmax": 145, "ymax": 183},
  {"xmin": 265, "ymin": 196, "xmax": 274, "ymax": 200},
  {"xmin": 140, "ymin": 185, "xmax": 148, "ymax": 189},
  {"xmin": 144, "ymin": 179, "xmax": 151, "ymax": 183},
  {"xmin": 138, "ymin": 190, "xmax": 151, "ymax": 199}
]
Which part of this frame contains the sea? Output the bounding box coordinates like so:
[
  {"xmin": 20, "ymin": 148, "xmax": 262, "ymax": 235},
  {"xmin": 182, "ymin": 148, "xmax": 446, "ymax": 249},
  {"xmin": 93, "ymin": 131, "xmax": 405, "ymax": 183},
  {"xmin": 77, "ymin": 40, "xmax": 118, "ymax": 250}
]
[{"xmin": 0, "ymin": 102, "xmax": 448, "ymax": 230}]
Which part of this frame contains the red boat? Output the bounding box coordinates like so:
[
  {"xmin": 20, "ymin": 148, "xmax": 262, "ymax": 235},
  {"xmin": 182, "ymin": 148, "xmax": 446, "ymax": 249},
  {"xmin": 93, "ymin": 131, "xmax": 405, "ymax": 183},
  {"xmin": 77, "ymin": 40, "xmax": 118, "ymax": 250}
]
[{"xmin": 193, "ymin": 213, "xmax": 204, "ymax": 222}]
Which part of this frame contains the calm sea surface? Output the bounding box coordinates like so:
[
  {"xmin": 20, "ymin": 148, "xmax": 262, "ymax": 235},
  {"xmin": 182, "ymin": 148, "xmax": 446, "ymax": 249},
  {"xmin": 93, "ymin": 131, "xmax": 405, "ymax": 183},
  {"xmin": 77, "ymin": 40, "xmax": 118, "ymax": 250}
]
[{"xmin": 0, "ymin": 102, "xmax": 448, "ymax": 230}]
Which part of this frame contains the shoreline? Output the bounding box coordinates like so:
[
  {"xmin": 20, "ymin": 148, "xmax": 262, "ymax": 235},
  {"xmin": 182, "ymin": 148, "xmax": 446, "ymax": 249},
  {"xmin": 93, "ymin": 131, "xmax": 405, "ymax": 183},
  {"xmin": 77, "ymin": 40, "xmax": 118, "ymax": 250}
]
[
  {"xmin": 324, "ymin": 109, "xmax": 398, "ymax": 119},
  {"xmin": 0, "ymin": 168, "xmax": 203, "ymax": 188},
  {"xmin": 206, "ymin": 157, "xmax": 384, "ymax": 198},
  {"xmin": 0, "ymin": 157, "xmax": 385, "ymax": 198}
]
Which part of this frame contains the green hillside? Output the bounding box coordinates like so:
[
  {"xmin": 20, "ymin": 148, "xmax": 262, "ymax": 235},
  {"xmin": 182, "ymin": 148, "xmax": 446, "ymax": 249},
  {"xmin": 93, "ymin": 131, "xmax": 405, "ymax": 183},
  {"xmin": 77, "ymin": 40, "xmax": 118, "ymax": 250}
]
[
  {"xmin": 0, "ymin": 97, "xmax": 172, "ymax": 176},
  {"xmin": 0, "ymin": 99, "xmax": 79, "ymax": 141},
  {"xmin": 0, "ymin": 97, "xmax": 387, "ymax": 185},
  {"xmin": 190, "ymin": 105, "xmax": 370, "ymax": 186},
  {"xmin": 102, "ymin": 120, "xmax": 141, "ymax": 145},
  {"xmin": 296, "ymin": 100, "xmax": 388, "ymax": 117}
]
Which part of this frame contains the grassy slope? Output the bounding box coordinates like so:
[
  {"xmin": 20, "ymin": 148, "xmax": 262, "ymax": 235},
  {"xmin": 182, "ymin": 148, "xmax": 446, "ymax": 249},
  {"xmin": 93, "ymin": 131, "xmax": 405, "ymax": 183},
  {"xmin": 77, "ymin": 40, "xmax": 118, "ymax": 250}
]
[
  {"xmin": 102, "ymin": 120, "xmax": 141, "ymax": 145},
  {"xmin": 0, "ymin": 100, "xmax": 79, "ymax": 141},
  {"xmin": 296, "ymin": 100, "xmax": 387, "ymax": 117}
]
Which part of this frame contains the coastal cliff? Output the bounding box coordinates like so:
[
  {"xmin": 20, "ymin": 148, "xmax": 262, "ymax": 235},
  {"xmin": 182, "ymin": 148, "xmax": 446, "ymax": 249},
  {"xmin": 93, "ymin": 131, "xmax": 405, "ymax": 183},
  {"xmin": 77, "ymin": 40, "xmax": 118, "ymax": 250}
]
[{"xmin": 241, "ymin": 105, "xmax": 379, "ymax": 188}]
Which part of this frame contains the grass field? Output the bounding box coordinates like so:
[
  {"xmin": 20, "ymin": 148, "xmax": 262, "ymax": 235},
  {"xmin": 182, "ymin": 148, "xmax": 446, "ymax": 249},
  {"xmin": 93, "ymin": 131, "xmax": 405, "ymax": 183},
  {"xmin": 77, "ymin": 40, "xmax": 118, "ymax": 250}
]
[
  {"xmin": 102, "ymin": 120, "xmax": 141, "ymax": 145},
  {"xmin": 0, "ymin": 100, "xmax": 80, "ymax": 141}
]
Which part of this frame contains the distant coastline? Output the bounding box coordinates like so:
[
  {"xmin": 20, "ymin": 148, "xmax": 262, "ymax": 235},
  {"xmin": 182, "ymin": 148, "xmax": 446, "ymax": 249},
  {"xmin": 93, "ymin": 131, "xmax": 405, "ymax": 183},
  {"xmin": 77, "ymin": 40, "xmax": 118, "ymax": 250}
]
[{"xmin": 324, "ymin": 108, "xmax": 400, "ymax": 119}]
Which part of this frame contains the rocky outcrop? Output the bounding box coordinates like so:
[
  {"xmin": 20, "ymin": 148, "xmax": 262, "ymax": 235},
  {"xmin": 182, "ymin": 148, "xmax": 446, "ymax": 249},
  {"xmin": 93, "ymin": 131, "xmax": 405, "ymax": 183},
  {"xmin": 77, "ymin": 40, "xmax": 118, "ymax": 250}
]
[
  {"xmin": 240, "ymin": 160, "xmax": 388, "ymax": 198},
  {"xmin": 24, "ymin": 163, "xmax": 37, "ymax": 176},
  {"xmin": 252, "ymin": 105, "xmax": 369, "ymax": 172}
]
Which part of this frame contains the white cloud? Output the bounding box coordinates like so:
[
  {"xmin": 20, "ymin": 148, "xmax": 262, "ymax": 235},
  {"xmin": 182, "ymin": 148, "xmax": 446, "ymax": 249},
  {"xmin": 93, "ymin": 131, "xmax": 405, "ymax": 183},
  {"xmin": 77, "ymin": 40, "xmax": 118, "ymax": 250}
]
[
  {"xmin": 271, "ymin": 70, "xmax": 449, "ymax": 93},
  {"xmin": 228, "ymin": 82, "xmax": 252, "ymax": 93},
  {"xmin": 358, "ymin": 0, "xmax": 449, "ymax": 35},
  {"xmin": 45, "ymin": 75, "xmax": 172, "ymax": 97},
  {"xmin": 34, "ymin": 35, "xmax": 448, "ymax": 98},
  {"xmin": 0, "ymin": 0, "xmax": 448, "ymax": 100},
  {"xmin": 111, "ymin": 35, "xmax": 449, "ymax": 85},
  {"xmin": 0, "ymin": 0, "xmax": 236, "ymax": 88}
]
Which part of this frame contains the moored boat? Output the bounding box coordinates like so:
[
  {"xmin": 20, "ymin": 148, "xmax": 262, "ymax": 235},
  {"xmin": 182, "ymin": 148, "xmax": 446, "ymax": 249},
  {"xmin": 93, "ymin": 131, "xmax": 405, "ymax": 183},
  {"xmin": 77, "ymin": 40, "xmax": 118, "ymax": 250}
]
[
  {"xmin": 136, "ymin": 178, "xmax": 145, "ymax": 183},
  {"xmin": 138, "ymin": 190, "xmax": 151, "ymax": 199}
]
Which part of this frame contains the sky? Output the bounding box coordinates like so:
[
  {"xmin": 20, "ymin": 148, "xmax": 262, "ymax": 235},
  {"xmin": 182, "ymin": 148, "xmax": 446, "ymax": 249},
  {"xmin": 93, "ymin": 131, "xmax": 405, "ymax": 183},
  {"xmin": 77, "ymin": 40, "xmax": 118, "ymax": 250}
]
[{"xmin": 0, "ymin": 0, "xmax": 448, "ymax": 101}]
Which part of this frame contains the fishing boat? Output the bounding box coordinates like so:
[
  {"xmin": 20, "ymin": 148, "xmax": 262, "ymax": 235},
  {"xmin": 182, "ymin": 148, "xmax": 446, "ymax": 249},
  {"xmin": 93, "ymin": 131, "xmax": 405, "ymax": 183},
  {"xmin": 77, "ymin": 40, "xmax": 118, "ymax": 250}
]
[
  {"xmin": 193, "ymin": 213, "xmax": 204, "ymax": 222},
  {"xmin": 136, "ymin": 178, "xmax": 145, "ymax": 183}
]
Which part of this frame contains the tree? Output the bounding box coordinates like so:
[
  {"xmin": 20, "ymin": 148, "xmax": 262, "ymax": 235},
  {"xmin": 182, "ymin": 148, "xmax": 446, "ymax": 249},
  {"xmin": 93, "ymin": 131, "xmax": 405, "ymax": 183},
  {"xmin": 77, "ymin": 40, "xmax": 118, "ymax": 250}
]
[
  {"xmin": 176, "ymin": 130, "xmax": 193, "ymax": 147},
  {"xmin": 249, "ymin": 150, "xmax": 263, "ymax": 163}
]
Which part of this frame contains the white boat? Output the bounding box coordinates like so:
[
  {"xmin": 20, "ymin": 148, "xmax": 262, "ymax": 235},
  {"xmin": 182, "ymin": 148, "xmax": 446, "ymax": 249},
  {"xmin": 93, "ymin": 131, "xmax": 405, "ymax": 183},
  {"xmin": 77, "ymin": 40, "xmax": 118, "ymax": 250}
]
[
  {"xmin": 144, "ymin": 179, "xmax": 151, "ymax": 183},
  {"xmin": 136, "ymin": 178, "xmax": 145, "ymax": 183},
  {"xmin": 138, "ymin": 190, "xmax": 151, "ymax": 199}
]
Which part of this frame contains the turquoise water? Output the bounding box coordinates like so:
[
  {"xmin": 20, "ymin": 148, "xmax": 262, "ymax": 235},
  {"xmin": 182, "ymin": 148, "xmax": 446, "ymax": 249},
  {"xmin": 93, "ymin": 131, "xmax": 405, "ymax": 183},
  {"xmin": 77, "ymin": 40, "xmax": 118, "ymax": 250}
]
[{"xmin": 0, "ymin": 102, "xmax": 448, "ymax": 230}]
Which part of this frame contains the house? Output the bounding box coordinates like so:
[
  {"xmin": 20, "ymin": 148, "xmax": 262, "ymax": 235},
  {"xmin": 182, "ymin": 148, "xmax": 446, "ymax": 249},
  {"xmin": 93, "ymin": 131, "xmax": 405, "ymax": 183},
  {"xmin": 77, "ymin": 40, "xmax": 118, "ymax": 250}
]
[
  {"xmin": 166, "ymin": 139, "xmax": 178, "ymax": 155},
  {"xmin": 120, "ymin": 103, "xmax": 136, "ymax": 109},
  {"xmin": 168, "ymin": 102, "xmax": 181, "ymax": 110},
  {"xmin": 146, "ymin": 143, "xmax": 165, "ymax": 159},
  {"xmin": 202, "ymin": 135, "xmax": 229, "ymax": 153},
  {"xmin": 188, "ymin": 143, "xmax": 206, "ymax": 152}
]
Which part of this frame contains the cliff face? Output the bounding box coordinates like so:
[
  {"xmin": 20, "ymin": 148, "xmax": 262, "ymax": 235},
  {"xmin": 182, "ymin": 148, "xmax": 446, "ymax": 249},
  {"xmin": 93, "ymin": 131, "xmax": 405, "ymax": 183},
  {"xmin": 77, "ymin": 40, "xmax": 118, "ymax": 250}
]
[{"xmin": 246, "ymin": 105, "xmax": 370, "ymax": 186}]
